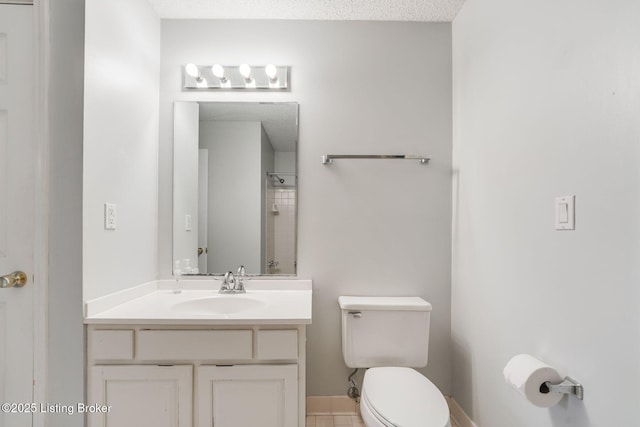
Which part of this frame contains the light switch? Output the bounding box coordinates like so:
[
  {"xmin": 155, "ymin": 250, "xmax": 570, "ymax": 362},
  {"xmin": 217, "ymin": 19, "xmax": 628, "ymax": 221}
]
[
  {"xmin": 555, "ymin": 195, "xmax": 575, "ymax": 230},
  {"xmin": 185, "ymin": 214, "xmax": 192, "ymax": 231},
  {"xmin": 558, "ymin": 203, "xmax": 569, "ymax": 223}
]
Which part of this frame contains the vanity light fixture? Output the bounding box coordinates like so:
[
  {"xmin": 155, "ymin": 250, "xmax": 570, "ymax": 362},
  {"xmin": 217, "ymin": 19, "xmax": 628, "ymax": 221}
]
[
  {"xmin": 185, "ymin": 63, "xmax": 202, "ymax": 82},
  {"xmin": 239, "ymin": 63, "xmax": 252, "ymax": 83},
  {"xmin": 211, "ymin": 64, "xmax": 227, "ymax": 83},
  {"xmin": 183, "ymin": 64, "xmax": 289, "ymax": 90},
  {"xmin": 265, "ymin": 64, "xmax": 278, "ymax": 83}
]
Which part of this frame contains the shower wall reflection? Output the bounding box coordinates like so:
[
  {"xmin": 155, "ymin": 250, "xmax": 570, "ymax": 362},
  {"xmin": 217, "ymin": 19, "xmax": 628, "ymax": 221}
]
[{"xmin": 265, "ymin": 173, "xmax": 297, "ymax": 274}]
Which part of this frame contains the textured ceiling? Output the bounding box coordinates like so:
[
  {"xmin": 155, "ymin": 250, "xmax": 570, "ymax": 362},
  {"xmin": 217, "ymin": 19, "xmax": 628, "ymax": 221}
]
[{"xmin": 149, "ymin": 0, "xmax": 466, "ymax": 22}]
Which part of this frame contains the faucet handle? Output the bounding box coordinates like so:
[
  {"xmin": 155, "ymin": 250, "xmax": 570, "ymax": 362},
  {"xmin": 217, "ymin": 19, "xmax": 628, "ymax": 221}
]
[
  {"xmin": 219, "ymin": 271, "xmax": 235, "ymax": 293},
  {"xmin": 235, "ymin": 265, "xmax": 246, "ymax": 293}
]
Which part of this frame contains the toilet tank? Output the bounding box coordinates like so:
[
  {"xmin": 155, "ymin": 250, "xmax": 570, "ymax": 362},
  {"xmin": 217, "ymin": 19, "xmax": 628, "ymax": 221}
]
[{"xmin": 338, "ymin": 296, "xmax": 432, "ymax": 369}]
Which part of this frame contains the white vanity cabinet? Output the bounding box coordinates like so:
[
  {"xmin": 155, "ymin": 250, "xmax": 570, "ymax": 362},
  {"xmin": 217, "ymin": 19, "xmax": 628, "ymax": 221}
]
[
  {"xmin": 197, "ymin": 364, "xmax": 298, "ymax": 427},
  {"xmin": 87, "ymin": 325, "xmax": 305, "ymax": 427},
  {"xmin": 89, "ymin": 365, "xmax": 193, "ymax": 427}
]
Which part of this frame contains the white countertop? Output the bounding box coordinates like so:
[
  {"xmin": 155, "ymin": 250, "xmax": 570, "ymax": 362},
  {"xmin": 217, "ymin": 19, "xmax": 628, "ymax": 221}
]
[{"xmin": 84, "ymin": 279, "xmax": 312, "ymax": 325}]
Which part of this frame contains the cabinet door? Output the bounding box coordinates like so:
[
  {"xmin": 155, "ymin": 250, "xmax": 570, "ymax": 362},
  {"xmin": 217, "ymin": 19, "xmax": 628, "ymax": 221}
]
[
  {"xmin": 89, "ymin": 365, "xmax": 192, "ymax": 427},
  {"xmin": 197, "ymin": 365, "xmax": 297, "ymax": 427}
]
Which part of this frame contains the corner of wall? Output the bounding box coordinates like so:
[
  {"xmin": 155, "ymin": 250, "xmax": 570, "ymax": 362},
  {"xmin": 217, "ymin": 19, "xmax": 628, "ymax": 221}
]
[{"xmin": 82, "ymin": 0, "xmax": 161, "ymax": 301}]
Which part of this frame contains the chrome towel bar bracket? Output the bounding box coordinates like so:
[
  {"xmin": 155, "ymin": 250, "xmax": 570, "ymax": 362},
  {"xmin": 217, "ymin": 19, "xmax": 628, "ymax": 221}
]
[
  {"xmin": 322, "ymin": 154, "xmax": 430, "ymax": 165},
  {"xmin": 540, "ymin": 376, "xmax": 584, "ymax": 400}
]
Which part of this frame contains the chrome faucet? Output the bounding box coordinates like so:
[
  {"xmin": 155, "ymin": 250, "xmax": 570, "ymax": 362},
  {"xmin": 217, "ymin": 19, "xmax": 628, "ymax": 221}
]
[
  {"xmin": 219, "ymin": 271, "xmax": 235, "ymax": 293},
  {"xmin": 219, "ymin": 266, "xmax": 247, "ymax": 294},
  {"xmin": 235, "ymin": 265, "xmax": 246, "ymax": 293}
]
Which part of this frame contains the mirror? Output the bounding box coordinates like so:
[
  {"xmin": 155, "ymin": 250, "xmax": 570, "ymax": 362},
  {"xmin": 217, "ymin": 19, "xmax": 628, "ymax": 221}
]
[{"xmin": 173, "ymin": 102, "xmax": 298, "ymax": 276}]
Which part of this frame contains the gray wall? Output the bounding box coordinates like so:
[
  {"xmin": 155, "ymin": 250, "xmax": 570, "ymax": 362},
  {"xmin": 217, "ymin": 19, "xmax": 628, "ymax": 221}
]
[
  {"xmin": 83, "ymin": 0, "xmax": 160, "ymax": 301},
  {"xmin": 452, "ymin": 0, "xmax": 640, "ymax": 425},
  {"xmin": 199, "ymin": 120, "xmax": 264, "ymax": 272},
  {"xmin": 47, "ymin": 0, "xmax": 84, "ymax": 426},
  {"xmin": 158, "ymin": 20, "xmax": 453, "ymax": 395},
  {"xmin": 275, "ymin": 151, "xmax": 296, "ymax": 186}
]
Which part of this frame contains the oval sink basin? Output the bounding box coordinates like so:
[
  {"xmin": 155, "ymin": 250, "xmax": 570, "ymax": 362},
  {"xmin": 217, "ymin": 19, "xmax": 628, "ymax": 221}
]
[{"xmin": 171, "ymin": 296, "xmax": 266, "ymax": 315}]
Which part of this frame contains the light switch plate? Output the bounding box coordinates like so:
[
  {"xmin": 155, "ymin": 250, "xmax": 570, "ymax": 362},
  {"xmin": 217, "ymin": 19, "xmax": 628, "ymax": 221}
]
[
  {"xmin": 104, "ymin": 203, "xmax": 117, "ymax": 230},
  {"xmin": 555, "ymin": 195, "xmax": 575, "ymax": 230}
]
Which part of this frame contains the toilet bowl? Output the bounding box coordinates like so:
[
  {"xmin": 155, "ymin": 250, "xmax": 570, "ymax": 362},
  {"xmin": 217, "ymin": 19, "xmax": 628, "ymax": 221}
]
[
  {"xmin": 360, "ymin": 367, "xmax": 450, "ymax": 427},
  {"xmin": 338, "ymin": 296, "xmax": 451, "ymax": 427}
]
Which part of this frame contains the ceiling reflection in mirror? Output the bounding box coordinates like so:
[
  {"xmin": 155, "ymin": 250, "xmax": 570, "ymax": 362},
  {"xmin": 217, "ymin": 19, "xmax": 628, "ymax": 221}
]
[{"xmin": 173, "ymin": 102, "xmax": 298, "ymax": 276}]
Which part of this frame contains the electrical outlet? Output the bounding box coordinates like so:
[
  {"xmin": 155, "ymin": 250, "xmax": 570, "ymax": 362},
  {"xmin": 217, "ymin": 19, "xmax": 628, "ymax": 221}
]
[{"xmin": 104, "ymin": 203, "xmax": 117, "ymax": 230}]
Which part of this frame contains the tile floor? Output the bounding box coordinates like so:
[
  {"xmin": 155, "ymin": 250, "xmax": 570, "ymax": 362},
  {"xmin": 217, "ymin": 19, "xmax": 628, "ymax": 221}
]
[
  {"xmin": 306, "ymin": 415, "xmax": 364, "ymax": 427},
  {"xmin": 305, "ymin": 414, "xmax": 460, "ymax": 427},
  {"xmin": 306, "ymin": 395, "xmax": 461, "ymax": 427}
]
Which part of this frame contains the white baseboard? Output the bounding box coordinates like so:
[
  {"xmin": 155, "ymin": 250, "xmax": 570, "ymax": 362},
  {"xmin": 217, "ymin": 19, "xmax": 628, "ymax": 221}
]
[{"xmin": 446, "ymin": 396, "xmax": 478, "ymax": 427}]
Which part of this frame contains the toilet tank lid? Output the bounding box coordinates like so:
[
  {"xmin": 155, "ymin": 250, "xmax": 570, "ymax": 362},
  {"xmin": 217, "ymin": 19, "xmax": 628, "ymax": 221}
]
[{"xmin": 338, "ymin": 296, "xmax": 432, "ymax": 311}]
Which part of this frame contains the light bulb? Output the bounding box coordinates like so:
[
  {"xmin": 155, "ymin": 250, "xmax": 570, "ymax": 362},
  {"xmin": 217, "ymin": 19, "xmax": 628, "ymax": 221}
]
[
  {"xmin": 211, "ymin": 64, "xmax": 227, "ymax": 82},
  {"xmin": 265, "ymin": 64, "xmax": 278, "ymax": 83},
  {"xmin": 185, "ymin": 63, "xmax": 200, "ymax": 80},
  {"xmin": 211, "ymin": 64, "xmax": 224, "ymax": 78},
  {"xmin": 239, "ymin": 63, "xmax": 252, "ymax": 82}
]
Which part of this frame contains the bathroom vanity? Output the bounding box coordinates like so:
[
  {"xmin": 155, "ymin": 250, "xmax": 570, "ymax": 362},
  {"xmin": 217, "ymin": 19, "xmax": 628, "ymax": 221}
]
[{"xmin": 84, "ymin": 280, "xmax": 312, "ymax": 427}]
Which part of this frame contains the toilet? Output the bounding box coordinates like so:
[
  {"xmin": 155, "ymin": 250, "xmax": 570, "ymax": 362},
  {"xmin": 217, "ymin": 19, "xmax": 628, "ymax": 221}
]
[{"xmin": 338, "ymin": 296, "xmax": 451, "ymax": 427}]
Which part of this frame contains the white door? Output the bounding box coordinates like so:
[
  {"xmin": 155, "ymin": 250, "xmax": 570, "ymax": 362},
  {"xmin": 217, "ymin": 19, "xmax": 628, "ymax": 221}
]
[{"xmin": 0, "ymin": 4, "xmax": 35, "ymax": 427}]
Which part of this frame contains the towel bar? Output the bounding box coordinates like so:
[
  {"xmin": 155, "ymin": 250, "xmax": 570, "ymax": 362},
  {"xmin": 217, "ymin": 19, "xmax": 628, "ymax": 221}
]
[{"xmin": 322, "ymin": 154, "xmax": 430, "ymax": 165}]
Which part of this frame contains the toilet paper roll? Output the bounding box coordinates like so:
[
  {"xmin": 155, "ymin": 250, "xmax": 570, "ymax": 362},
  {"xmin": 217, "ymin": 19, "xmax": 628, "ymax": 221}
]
[{"xmin": 503, "ymin": 354, "xmax": 564, "ymax": 408}]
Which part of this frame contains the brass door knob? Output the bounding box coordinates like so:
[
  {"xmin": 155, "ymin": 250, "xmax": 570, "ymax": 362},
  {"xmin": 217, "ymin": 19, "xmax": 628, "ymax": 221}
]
[{"xmin": 0, "ymin": 271, "xmax": 27, "ymax": 288}]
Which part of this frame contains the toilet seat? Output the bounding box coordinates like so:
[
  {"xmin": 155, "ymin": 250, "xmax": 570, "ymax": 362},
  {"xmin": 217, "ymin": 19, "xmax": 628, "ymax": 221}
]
[{"xmin": 361, "ymin": 367, "xmax": 450, "ymax": 427}]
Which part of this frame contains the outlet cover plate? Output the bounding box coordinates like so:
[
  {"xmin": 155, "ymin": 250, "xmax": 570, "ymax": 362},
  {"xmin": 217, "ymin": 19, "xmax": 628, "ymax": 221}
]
[
  {"xmin": 555, "ymin": 195, "xmax": 575, "ymax": 230},
  {"xmin": 104, "ymin": 203, "xmax": 117, "ymax": 230}
]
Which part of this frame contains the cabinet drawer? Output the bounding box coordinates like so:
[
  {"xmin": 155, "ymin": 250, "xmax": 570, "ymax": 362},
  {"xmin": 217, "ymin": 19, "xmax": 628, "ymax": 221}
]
[
  {"xmin": 256, "ymin": 330, "xmax": 298, "ymax": 360},
  {"xmin": 137, "ymin": 330, "xmax": 253, "ymax": 360},
  {"xmin": 90, "ymin": 330, "xmax": 134, "ymax": 360}
]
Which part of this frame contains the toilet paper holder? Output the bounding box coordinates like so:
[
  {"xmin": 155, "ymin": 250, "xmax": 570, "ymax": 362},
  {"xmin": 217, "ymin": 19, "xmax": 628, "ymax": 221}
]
[{"xmin": 540, "ymin": 376, "xmax": 584, "ymax": 400}]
